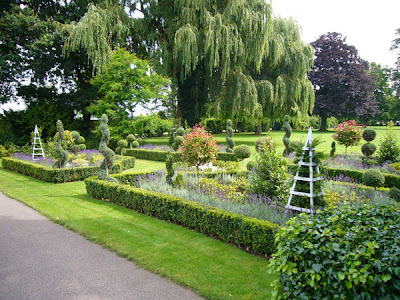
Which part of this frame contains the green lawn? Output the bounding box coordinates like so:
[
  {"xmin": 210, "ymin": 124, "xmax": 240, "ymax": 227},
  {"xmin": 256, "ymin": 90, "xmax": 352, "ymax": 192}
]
[{"xmin": 0, "ymin": 160, "xmax": 275, "ymax": 300}]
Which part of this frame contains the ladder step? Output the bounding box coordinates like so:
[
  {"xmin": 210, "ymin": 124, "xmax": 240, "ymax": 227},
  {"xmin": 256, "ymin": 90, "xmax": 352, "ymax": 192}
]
[
  {"xmin": 293, "ymin": 176, "xmax": 323, "ymax": 182},
  {"xmin": 298, "ymin": 162, "xmax": 318, "ymax": 166},
  {"xmin": 285, "ymin": 204, "xmax": 315, "ymax": 213},
  {"xmin": 290, "ymin": 191, "xmax": 324, "ymax": 197}
]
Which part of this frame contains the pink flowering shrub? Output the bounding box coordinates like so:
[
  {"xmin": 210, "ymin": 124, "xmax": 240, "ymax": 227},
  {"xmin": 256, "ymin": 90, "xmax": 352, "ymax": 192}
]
[
  {"xmin": 180, "ymin": 124, "xmax": 218, "ymax": 191},
  {"xmin": 332, "ymin": 120, "xmax": 363, "ymax": 155}
]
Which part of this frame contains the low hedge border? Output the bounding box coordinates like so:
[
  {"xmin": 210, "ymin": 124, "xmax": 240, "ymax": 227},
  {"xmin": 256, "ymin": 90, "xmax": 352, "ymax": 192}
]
[
  {"xmin": 125, "ymin": 149, "xmax": 239, "ymax": 162},
  {"xmin": 2, "ymin": 156, "xmax": 135, "ymax": 183},
  {"xmin": 288, "ymin": 164, "xmax": 400, "ymax": 189},
  {"xmin": 85, "ymin": 176, "xmax": 279, "ymax": 256}
]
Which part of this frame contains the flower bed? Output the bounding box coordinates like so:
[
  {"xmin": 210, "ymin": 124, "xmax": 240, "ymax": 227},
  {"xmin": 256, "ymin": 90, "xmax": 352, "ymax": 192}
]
[
  {"xmin": 2, "ymin": 155, "xmax": 135, "ymax": 183},
  {"xmin": 84, "ymin": 175, "xmax": 279, "ymax": 256}
]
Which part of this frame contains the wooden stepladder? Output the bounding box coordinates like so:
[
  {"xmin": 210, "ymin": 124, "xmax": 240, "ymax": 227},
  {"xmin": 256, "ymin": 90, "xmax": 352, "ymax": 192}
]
[
  {"xmin": 32, "ymin": 125, "xmax": 45, "ymax": 160},
  {"xmin": 286, "ymin": 128, "xmax": 324, "ymax": 214}
]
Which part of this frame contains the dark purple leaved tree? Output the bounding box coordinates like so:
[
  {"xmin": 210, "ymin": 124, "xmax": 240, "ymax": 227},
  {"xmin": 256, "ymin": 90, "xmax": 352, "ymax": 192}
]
[{"xmin": 309, "ymin": 32, "xmax": 378, "ymax": 131}]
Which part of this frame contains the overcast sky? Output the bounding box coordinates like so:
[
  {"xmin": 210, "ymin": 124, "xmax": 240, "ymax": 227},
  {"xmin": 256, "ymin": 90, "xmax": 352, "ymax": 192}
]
[{"xmin": 271, "ymin": 0, "xmax": 400, "ymax": 68}]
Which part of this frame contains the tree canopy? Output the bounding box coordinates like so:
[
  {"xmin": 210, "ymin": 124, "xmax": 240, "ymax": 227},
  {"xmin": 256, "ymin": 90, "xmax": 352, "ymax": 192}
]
[{"xmin": 309, "ymin": 32, "xmax": 378, "ymax": 131}]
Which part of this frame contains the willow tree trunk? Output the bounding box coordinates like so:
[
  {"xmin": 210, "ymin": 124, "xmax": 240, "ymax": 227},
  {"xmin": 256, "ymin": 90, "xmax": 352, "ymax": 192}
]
[{"xmin": 255, "ymin": 124, "xmax": 262, "ymax": 135}]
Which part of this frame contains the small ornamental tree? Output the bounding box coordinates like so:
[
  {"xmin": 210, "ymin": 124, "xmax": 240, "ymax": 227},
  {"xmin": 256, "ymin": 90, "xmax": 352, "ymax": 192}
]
[
  {"xmin": 116, "ymin": 139, "xmax": 128, "ymax": 155},
  {"xmin": 332, "ymin": 120, "xmax": 363, "ymax": 155},
  {"xmin": 180, "ymin": 124, "xmax": 218, "ymax": 192},
  {"xmin": 126, "ymin": 134, "xmax": 136, "ymax": 149},
  {"xmin": 234, "ymin": 144, "xmax": 252, "ymax": 171}
]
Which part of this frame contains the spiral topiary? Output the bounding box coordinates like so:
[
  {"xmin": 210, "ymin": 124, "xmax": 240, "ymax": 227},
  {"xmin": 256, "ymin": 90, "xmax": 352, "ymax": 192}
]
[
  {"xmin": 172, "ymin": 134, "xmax": 185, "ymax": 151},
  {"xmin": 166, "ymin": 151, "xmax": 174, "ymax": 185},
  {"xmin": 362, "ymin": 128, "xmax": 377, "ymax": 159},
  {"xmin": 362, "ymin": 169, "xmax": 384, "ymax": 188},
  {"xmin": 282, "ymin": 115, "xmax": 292, "ymax": 156},
  {"xmin": 126, "ymin": 134, "xmax": 136, "ymax": 149},
  {"xmin": 226, "ymin": 119, "xmax": 235, "ymax": 153},
  {"xmin": 98, "ymin": 114, "xmax": 118, "ymax": 183},
  {"xmin": 53, "ymin": 120, "xmax": 68, "ymax": 169},
  {"xmin": 330, "ymin": 141, "xmax": 336, "ymax": 157}
]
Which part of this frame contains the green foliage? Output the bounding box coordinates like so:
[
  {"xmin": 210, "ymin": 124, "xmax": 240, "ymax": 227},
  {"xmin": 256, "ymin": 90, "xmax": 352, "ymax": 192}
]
[
  {"xmin": 176, "ymin": 127, "xmax": 185, "ymax": 137},
  {"xmin": 234, "ymin": 144, "xmax": 251, "ymax": 171},
  {"xmin": 226, "ymin": 119, "xmax": 235, "ymax": 153},
  {"xmin": 333, "ymin": 120, "xmax": 363, "ymax": 154},
  {"xmin": 203, "ymin": 118, "xmax": 225, "ymax": 134},
  {"xmin": 98, "ymin": 115, "xmax": 117, "ymax": 182},
  {"xmin": 173, "ymin": 173, "xmax": 184, "ymax": 188},
  {"xmin": 246, "ymin": 145, "xmax": 289, "ymax": 200},
  {"xmin": 377, "ymin": 125, "xmax": 400, "ymax": 163},
  {"xmin": 70, "ymin": 144, "xmax": 81, "ymax": 155},
  {"xmin": 269, "ymin": 205, "xmax": 400, "ymax": 299},
  {"xmin": 85, "ymin": 177, "xmax": 279, "ymax": 256},
  {"xmin": 389, "ymin": 187, "xmax": 400, "ymax": 201},
  {"xmin": 288, "ymin": 140, "xmax": 302, "ymax": 154},
  {"xmin": 255, "ymin": 135, "xmax": 276, "ymax": 152},
  {"xmin": 79, "ymin": 144, "xmax": 86, "ymax": 151},
  {"xmin": 282, "ymin": 116, "xmax": 292, "ymax": 156},
  {"xmin": 246, "ymin": 161, "xmax": 256, "ymax": 171},
  {"xmin": 362, "ymin": 169, "xmax": 385, "ymax": 188},
  {"xmin": 52, "ymin": 120, "xmax": 68, "ymax": 169},
  {"xmin": 132, "ymin": 114, "xmax": 173, "ymax": 138},
  {"xmin": 2, "ymin": 156, "xmax": 135, "ymax": 183},
  {"xmin": 126, "ymin": 134, "xmax": 136, "ymax": 147},
  {"xmin": 117, "ymin": 139, "xmax": 128, "ymax": 155}
]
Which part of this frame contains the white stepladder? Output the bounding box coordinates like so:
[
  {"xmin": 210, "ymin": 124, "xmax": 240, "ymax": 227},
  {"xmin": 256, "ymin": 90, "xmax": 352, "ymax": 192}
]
[
  {"xmin": 286, "ymin": 127, "xmax": 324, "ymax": 214},
  {"xmin": 32, "ymin": 125, "xmax": 45, "ymax": 160}
]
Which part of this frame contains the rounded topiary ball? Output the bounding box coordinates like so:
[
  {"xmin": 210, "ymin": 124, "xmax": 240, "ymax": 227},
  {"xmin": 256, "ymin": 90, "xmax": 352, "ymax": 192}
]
[
  {"xmin": 79, "ymin": 144, "xmax": 86, "ymax": 151},
  {"xmin": 174, "ymin": 135, "xmax": 184, "ymax": 144},
  {"xmin": 117, "ymin": 139, "xmax": 128, "ymax": 148},
  {"xmin": 71, "ymin": 130, "xmax": 80, "ymax": 140},
  {"xmin": 363, "ymin": 128, "xmax": 377, "ymax": 142},
  {"xmin": 246, "ymin": 161, "xmax": 256, "ymax": 171},
  {"xmin": 234, "ymin": 144, "xmax": 251, "ymax": 160},
  {"xmin": 127, "ymin": 134, "xmax": 136, "ymax": 143},
  {"xmin": 176, "ymin": 127, "xmax": 185, "ymax": 137},
  {"xmin": 132, "ymin": 141, "xmax": 139, "ymax": 148},
  {"xmin": 255, "ymin": 136, "xmax": 275, "ymax": 152},
  {"xmin": 362, "ymin": 143, "xmax": 377, "ymax": 158},
  {"xmin": 362, "ymin": 169, "xmax": 385, "ymax": 188},
  {"xmin": 71, "ymin": 144, "xmax": 81, "ymax": 154}
]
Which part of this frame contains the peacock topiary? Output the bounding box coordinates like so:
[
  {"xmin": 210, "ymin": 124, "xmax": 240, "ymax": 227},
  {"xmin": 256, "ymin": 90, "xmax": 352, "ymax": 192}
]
[
  {"xmin": 53, "ymin": 120, "xmax": 68, "ymax": 169},
  {"xmin": 226, "ymin": 119, "xmax": 235, "ymax": 153},
  {"xmin": 98, "ymin": 115, "xmax": 118, "ymax": 183},
  {"xmin": 282, "ymin": 115, "xmax": 292, "ymax": 157}
]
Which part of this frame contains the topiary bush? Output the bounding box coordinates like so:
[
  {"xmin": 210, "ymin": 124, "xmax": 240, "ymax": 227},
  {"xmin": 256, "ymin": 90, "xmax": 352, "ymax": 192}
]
[
  {"xmin": 172, "ymin": 128, "xmax": 185, "ymax": 151},
  {"xmin": 166, "ymin": 151, "xmax": 174, "ymax": 185},
  {"xmin": 282, "ymin": 115, "xmax": 292, "ymax": 156},
  {"xmin": 362, "ymin": 169, "xmax": 385, "ymax": 188},
  {"xmin": 330, "ymin": 141, "xmax": 336, "ymax": 157},
  {"xmin": 176, "ymin": 127, "xmax": 185, "ymax": 137},
  {"xmin": 363, "ymin": 128, "xmax": 377, "ymax": 142},
  {"xmin": 362, "ymin": 128, "xmax": 377, "ymax": 159},
  {"xmin": 131, "ymin": 141, "xmax": 139, "ymax": 148},
  {"xmin": 269, "ymin": 204, "xmax": 400, "ymax": 299},
  {"xmin": 52, "ymin": 120, "xmax": 68, "ymax": 169},
  {"xmin": 246, "ymin": 161, "xmax": 256, "ymax": 171},
  {"xmin": 234, "ymin": 144, "xmax": 251, "ymax": 171},
  {"xmin": 126, "ymin": 134, "xmax": 136, "ymax": 149},
  {"xmin": 225, "ymin": 119, "xmax": 235, "ymax": 153},
  {"xmin": 117, "ymin": 139, "xmax": 128, "ymax": 156},
  {"xmin": 98, "ymin": 115, "xmax": 118, "ymax": 183}
]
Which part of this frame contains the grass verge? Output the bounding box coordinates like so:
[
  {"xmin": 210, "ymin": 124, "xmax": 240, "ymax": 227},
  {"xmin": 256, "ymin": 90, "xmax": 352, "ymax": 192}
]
[{"xmin": 0, "ymin": 161, "xmax": 275, "ymax": 300}]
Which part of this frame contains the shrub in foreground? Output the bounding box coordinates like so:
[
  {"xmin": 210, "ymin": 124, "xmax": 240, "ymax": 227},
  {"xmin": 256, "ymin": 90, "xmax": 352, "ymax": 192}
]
[
  {"xmin": 362, "ymin": 169, "xmax": 385, "ymax": 188},
  {"xmin": 269, "ymin": 205, "xmax": 400, "ymax": 299}
]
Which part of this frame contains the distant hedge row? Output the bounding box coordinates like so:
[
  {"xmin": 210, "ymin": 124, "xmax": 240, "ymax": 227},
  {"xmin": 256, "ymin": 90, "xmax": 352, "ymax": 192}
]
[
  {"xmin": 2, "ymin": 156, "xmax": 135, "ymax": 183},
  {"xmin": 288, "ymin": 164, "xmax": 400, "ymax": 188},
  {"xmin": 125, "ymin": 149, "xmax": 239, "ymax": 162},
  {"xmin": 85, "ymin": 176, "xmax": 278, "ymax": 256}
]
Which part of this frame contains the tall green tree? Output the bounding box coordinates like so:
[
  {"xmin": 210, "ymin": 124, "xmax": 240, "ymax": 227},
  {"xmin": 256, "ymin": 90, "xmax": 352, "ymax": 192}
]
[
  {"xmin": 65, "ymin": 0, "xmax": 314, "ymax": 128},
  {"xmin": 89, "ymin": 48, "xmax": 170, "ymax": 130},
  {"xmin": 390, "ymin": 28, "xmax": 400, "ymax": 119},
  {"xmin": 309, "ymin": 32, "xmax": 378, "ymax": 131}
]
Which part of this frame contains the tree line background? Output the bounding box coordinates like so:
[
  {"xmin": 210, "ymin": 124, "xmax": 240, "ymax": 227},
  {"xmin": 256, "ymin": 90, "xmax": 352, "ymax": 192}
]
[{"xmin": 1, "ymin": 0, "xmax": 400, "ymax": 147}]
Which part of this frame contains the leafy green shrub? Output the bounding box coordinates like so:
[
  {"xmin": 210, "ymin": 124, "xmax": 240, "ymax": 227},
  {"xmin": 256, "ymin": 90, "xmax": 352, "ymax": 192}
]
[
  {"xmin": 131, "ymin": 141, "xmax": 139, "ymax": 148},
  {"xmin": 117, "ymin": 139, "xmax": 128, "ymax": 155},
  {"xmin": 269, "ymin": 205, "xmax": 400, "ymax": 299},
  {"xmin": 53, "ymin": 120, "xmax": 69, "ymax": 169},
  {"xmin": 166, "ymin": 151, "xmax": 174, "ymax": 185},
  {"xmin": 377, "ymin": 125, "xmax": 400, "ymax": 163},
  {"xmin": 79, "ymin": 144, "xmax": 86, "ymax": 151},
  {"xmin": 361, "ymin": 143, "xmax": 377, "ymax": 159},
  {"xmin": 176, "ymin": 127, "xmax": 185, "ymax": 137},
  {"xmin": 132, "ymin": 114, "xmax": 172, "ymax": 137},
  {"xmin": 333, "ymin": 120, "xmax": 363, "ymax": 155},
  {"xmin": 362, "ymin": 169, "xmax": 385, "ymax": 188},
  {"xmin": 203, "ymin": 118, "xmax": 224, "ymax": 134},
  {"xmin": 234, "ymin": 144, "xmax": 251, "ymax": 171},
  {"xmin": 330, "ymin": 141, "xmax": 336, "ymax": 157},
  {"xmin": 85, "ymin": 176, "xmax": 279, "ymax": 256},
  {"xmin": 246, "ymin": 144, "xmax": 289, "ymax": 200},
  {"xmin": 173, "ymin": 173, "xmax": 184, "ymax": 188},
  {"xmin": 288, "ymin": 140, "xmax": 302, "ymax": 153},
  {"xmin": 389, "ymin": 187, "xmax": 400, "ymax": 201},
  {"xmin": 126, "ymin": 134, "xmax": 136, "ymax": 148}
]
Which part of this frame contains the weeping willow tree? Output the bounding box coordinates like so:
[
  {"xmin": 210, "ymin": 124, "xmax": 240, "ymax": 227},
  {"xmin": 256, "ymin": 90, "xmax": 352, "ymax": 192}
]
[{"xmin": 63, "ymin": 0, "xmax": 314, "ymax": 127}]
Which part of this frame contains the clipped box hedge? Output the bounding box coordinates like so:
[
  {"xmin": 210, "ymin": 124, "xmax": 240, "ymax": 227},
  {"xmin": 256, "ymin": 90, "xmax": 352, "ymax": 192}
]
[
  {"xmin": 85, "ymin": 176, "xmax": 279, "ymax": 256},
  {"xmin": 288, "ymin": 164, "xmax": 400, "ymax": 189},
  {"xmin": 2, "ymin": 156, "xmax": 135, "ymax": 183},
  {"xmin": 125, "ymin": 148, "xmax": 239, "ymax": 162}
]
